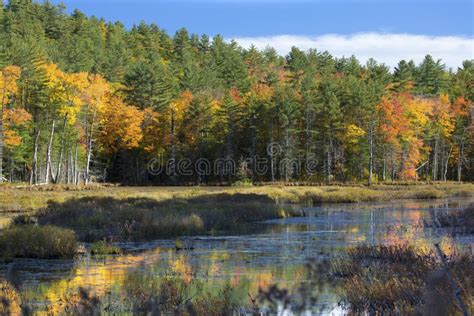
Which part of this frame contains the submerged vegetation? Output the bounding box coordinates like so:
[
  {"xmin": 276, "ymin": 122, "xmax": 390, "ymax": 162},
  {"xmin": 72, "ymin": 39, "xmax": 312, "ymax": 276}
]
[
  {"xmin": 0, "ymin": 274, "xmax": 252, "ymax": 315},
  {"xmin": 124, "ymin": 273, "xmax": 249, "ymax": 315},
  {"xmin": 90, "ymin": 240, "xmax": 122, "ymax": 255}
]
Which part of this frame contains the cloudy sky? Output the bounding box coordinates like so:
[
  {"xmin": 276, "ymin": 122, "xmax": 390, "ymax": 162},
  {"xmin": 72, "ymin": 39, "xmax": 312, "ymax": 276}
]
[{"xmin": 52, "ymin": 0, "xmax": 473, "ymax": 68}]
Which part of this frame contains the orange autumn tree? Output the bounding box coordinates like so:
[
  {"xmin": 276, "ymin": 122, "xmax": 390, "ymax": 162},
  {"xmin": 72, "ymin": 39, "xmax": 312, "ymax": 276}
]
[
  {"xmin": 99, "ymin": 95, "xmax": 144, "ymax": 154},
  {"xmin": 138, "ymin": 91, "xmax": 193, "ymax": 168},
  {"xmin": 378, "ymin": 92, "xmax": 432, "ymax": 180}
]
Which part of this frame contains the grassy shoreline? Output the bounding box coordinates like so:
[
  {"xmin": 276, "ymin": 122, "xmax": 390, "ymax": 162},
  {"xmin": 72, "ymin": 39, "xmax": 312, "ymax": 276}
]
[{"xmin": 1, "ymin": 183, "xmax": 473, "ymax": 213}]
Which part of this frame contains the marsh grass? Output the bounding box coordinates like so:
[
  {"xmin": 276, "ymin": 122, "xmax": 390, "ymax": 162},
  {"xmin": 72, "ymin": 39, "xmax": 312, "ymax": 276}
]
[
  {"xmin": 431, "ymin": 204, "xmax": 474, "ymax": 234},
  {"xmin": 35, "ymin": 193, "xmax": 295, "ymax": 241},
  {"xmin": 243, "ymin": 183, "xmax": 474, "ymax": 204},
  {"xmin": 0, "ymin": 225, "xmax": 77, "ymax": 259},
  {"xmin": 332, "ymin": 244, "xmax": 474, "ymax": 315},
  {"xmin": 259, "ymin": 243, "xmax": 474, "ymax": 315}
]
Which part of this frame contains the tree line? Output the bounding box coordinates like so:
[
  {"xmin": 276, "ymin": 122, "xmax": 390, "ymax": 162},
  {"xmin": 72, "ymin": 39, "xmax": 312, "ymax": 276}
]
[{"xmin": 0, "ymin": 0, "xmax": 472, "ymax": 185}]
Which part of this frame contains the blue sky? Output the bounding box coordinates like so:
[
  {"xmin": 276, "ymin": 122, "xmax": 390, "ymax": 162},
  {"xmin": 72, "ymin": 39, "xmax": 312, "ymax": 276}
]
[
  {"xmin": 52, "ymin": 0, "xmax": 473, "ymax": 37},
  {"xmin": 49, "ymin": 0, "xmax": 474, "ymax": 68}
]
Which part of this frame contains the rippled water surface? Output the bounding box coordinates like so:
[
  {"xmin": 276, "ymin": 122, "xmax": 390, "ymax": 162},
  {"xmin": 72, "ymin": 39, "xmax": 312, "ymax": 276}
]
[{"xmin": 0, "ymin": 197, "xmax": 473, "ymax": 314}]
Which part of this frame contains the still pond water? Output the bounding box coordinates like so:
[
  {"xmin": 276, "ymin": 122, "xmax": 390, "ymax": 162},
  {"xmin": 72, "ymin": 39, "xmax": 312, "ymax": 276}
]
[{"xmin": 0, "ymin": 197, "xmax": 473, "ymax": 314}]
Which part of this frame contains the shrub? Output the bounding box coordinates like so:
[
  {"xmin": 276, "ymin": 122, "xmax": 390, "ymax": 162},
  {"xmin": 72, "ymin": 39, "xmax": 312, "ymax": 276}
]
[{"xmin": 0, "ymin": 225, "xmax": 78, "ymax": 259}]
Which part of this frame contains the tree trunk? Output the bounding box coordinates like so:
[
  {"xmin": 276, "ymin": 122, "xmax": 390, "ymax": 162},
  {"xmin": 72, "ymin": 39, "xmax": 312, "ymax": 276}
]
[
  {"xmin": 170, "ymin": 107, "xmax": 176, "ymax": 185},
  {"xmin": 368, "ymin": 125, "xmax": 374, "ymax": 186},
  {"xmin": 382, "ymin": 153, "xmax": 386, "ymax": 182},
  {"xmin": 327, "ymin": 138, "xmax": 333, "ymax": 182},
  {"xmin": 0, "ymin": 75, "xmax": 5, "ymax": 183},
  {"xmin": 30, "ymin": 130, "xmax": 40, "ymax": 185},
  {"xmin": 85, "ymin": 107, "xmax": 97, "ymax": 185},
  {"xmin": 457, "ymin": 142, "xmax": 464, "ymax": 182},
  {"xmin": 45, "ymin": 119, "xmax": 56, "ymax": 184},
  {"xmin": 305, "ymin": 103, "xmax": 312, "ymax": 178},
  {"xmin": 457, "ymin": 130, "xmax": 466, "ymax": 182},
  {"xmin": 251, "ymin": 119, "xmax": 256, "ymax": 183},
  {"xmin": 432, "ymin": 136, "xmax": 439, "ymax": 181},
  {"xmin": 270, "ymin": 122, "xmax": 275, "ymax": 183},
  {"xmin": 52, "ymin": 115, "xmax": 68, "ymax": 184},
  {"xmin": 284, "ymin": 126, "xmax": 290, "ymax": 182},
  {"xmin": 226, "ymin": 109, "xmax": 233, "ymax": 184},
  {"xmin": 66, "ymin": 150, "xmax": 71, "ymax": 184},
  {"xmin": 443, "ymin": 146, "xmax": 452, "ymax": 181},
  {"xmin": 74, "ymin": 141, "xmax": 78, "ymax": 185}
]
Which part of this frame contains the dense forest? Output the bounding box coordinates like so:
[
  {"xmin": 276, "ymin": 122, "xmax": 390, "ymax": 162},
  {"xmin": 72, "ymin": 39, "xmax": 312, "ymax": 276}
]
[{"xmin": 0, "ymin": 0, "xmax": 472, "ymax": 185}]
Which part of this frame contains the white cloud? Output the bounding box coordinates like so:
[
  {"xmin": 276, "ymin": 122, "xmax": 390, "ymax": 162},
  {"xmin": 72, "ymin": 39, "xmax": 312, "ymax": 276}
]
[{"xmin": 232, "ymin": 33, "xmax": 474, "ymax": 69}]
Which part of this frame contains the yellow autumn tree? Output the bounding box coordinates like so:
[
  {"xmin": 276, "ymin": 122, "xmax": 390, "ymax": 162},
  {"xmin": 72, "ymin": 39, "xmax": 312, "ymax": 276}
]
[
  {"xmin": 82, "ymin": 74, "xmax": 111, "ymax": 184},
  {"xmin": 39, "ymin": 62, "xmax": 89, "ymax": 183},
  {"xmin": 0, "ymin": 65, "xmax": 22, "ymax": 182}
]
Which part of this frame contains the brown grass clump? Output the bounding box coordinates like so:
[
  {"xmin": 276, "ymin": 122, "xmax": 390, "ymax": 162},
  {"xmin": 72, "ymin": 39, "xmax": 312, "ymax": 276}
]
[{"xmin": 0, "ymin": 225, "xmax": 78, "ymax": 259}]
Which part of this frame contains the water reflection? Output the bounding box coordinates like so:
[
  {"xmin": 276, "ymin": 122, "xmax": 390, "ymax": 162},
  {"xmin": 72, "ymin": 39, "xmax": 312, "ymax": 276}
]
[{"xmin": 0, "ymin": 197, "xmax": 472, "ymax": 314}]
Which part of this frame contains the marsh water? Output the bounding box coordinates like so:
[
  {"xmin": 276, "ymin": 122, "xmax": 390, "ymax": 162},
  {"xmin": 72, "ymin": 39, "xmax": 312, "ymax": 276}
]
[{"xmin": 0, "ymin": 197, "xmax": 473, "ymax": 314}]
